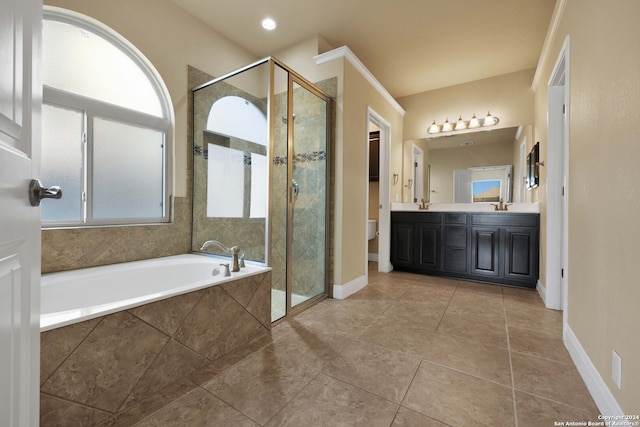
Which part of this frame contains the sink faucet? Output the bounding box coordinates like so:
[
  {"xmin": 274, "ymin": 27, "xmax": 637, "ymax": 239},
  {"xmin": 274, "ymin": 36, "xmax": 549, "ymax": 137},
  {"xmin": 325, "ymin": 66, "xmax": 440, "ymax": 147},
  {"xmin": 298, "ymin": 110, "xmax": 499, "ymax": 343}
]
[
  {"xmin": 200, "ymin": 240, "xmax": 241, "ymax": 272},
  {"xmin": 418, "ymin": 198, "xmax": 429, "ymax": 210},
  {"xmin": 491, "ymin": 198, "xmax": 510, "ymax": 211}
]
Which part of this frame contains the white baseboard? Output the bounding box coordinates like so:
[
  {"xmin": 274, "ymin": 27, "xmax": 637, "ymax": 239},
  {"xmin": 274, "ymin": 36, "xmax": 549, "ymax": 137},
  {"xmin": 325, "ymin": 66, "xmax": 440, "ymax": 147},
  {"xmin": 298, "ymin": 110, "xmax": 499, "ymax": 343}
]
[
  {"xmin": 368, "ymin": 252, "xmax": 379, "ymax": 262},
  {"xmin": 564, "ymin": 324, "xmax": 624, "ymax": 416},
  {"xmin": 333, "ymin": 275, "xmax": 367, "ymax": 300},
  {"xmin": 536, "ymin": 279, "xmax": 547, "ymax": 305}
]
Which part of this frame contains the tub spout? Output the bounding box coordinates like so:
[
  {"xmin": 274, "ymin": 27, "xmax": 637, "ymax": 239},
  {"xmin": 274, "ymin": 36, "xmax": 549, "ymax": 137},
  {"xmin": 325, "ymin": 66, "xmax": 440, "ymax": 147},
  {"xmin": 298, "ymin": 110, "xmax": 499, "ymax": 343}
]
[{"xmin": 200, "ymin": 240, "xmax": 240, "ymax": 272}]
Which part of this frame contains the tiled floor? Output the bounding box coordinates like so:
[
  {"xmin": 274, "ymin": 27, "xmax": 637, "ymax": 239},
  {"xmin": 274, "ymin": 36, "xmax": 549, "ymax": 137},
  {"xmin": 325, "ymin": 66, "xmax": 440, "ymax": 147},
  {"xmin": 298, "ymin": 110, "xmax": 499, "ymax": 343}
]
[{"xmin": 102, "ymin": 263, "xmax": 600, "ymax": 426}]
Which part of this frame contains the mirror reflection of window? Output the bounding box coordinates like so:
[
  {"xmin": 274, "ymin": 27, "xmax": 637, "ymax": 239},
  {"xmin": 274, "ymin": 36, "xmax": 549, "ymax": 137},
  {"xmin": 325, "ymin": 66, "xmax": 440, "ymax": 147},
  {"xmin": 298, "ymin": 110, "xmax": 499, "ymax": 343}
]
[
  {"xmin": 205, "ymin": 96, "xmax": 267, "ymax": 218},
  {"xmin": 454, "ymin": 165, "xmax": 512, "ymax": 203},
  {"xmin": 207, "ymin": 144, "xmax": 244, "ymax": 217}
]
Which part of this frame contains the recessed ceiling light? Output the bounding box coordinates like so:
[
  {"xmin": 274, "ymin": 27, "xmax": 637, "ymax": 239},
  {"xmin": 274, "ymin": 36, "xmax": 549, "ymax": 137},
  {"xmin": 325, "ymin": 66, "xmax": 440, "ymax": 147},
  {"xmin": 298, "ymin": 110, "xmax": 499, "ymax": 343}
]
[{"xmin": 261, "ymin": 18, "xmax": 276, "ymax": 31}]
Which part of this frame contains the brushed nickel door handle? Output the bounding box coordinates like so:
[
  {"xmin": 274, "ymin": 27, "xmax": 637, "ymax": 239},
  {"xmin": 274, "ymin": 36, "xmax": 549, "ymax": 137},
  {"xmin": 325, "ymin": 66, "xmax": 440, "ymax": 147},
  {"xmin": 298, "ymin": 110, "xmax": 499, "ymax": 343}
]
[{"xmin": 29, "ymin": 179, "xmax": 62, "ymax": 206}]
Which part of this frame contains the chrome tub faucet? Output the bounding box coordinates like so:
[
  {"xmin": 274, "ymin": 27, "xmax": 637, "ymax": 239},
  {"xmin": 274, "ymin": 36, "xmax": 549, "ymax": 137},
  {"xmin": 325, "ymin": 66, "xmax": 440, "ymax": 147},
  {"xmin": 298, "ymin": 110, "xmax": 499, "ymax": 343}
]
[{"xmin": 200, "ymin": 240, "xmax": 241, "ymax": 272}]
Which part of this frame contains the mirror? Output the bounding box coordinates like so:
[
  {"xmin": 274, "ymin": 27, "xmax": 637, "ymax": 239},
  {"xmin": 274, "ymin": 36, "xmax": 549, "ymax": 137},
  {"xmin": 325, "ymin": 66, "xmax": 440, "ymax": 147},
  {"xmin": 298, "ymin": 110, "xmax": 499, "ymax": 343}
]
[{"xmin": 403, "ymin": 125, "xmax": 532, "ymax": 204}]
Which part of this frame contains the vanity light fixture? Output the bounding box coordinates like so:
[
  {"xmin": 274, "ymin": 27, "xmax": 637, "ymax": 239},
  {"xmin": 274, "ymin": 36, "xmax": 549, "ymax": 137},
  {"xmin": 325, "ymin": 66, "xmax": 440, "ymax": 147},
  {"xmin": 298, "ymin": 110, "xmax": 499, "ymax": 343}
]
[
  {"xmin": 468, "ymin": 113, "xmax": 480, "ymax": 128},
  {"xmin": 426, "ymin": 112, "xmax": 500, "ymax": 134},
  {"xmin": 441, "ymin": 118, "xmax": 453, "ymax": 132},
  {"xmin": 261, "ymin": 17, "xmax": 277, "ymax": 30},
  {"xmin": 483, "ymin": 111, "xmax": 498, "ymax": 126}
]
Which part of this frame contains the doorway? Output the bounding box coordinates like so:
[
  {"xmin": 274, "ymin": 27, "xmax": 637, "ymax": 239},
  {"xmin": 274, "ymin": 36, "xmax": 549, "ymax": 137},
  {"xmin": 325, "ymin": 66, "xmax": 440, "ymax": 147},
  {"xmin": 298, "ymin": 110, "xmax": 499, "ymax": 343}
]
[
  {"xmin": 546, "ymin": 35, "xmax": 570, "ymax": 316},
  {"xmin": 366, "ymin": 108, "xmax": 392, "ymax": 274}
]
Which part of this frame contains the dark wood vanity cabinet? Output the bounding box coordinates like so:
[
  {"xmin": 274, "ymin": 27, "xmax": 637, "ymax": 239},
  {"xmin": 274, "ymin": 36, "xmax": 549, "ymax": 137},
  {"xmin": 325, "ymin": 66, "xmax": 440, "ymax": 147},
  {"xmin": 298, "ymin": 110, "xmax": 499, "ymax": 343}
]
[{"xmin": 391, "ymin": 211, "xmax": 539, "ymax": 288}]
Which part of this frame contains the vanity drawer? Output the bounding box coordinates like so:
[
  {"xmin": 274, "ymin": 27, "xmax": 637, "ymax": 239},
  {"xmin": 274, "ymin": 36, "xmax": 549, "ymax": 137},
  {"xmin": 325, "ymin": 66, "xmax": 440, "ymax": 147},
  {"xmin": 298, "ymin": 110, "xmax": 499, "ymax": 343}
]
[
  {"xmin": 471, "ymin": 213, "xmax": 538, "ymax": 228},
  {"xmin": 445, "ymin": 213, "xmax": 468, "ymax": 224}
]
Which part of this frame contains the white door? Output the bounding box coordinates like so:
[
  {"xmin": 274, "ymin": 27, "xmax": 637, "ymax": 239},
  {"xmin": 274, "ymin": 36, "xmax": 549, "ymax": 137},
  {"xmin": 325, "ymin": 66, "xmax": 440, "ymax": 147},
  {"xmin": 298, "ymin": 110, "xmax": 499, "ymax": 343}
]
[
  {"xmin": 412, "ymin": 145, "xmax": 423, "ymax": 203},
  {"xmin": 0, "ymin": 0, "xmax": 43, "ymax": 425},
  {"xmin": 453, "ymin": 169, "xmax": 472, "ymax": 203}
]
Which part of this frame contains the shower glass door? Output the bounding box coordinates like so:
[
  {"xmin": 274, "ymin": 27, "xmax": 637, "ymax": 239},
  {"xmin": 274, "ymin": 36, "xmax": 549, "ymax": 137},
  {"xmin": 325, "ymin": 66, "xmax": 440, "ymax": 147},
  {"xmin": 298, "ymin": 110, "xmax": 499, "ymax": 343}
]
[
  {"xmin": 289, "ymin": 79, "xmax": 329, "ymax": 309},
  {"xmin": 270, "ymin": 62, "xmax": 330, "ymax": 322}
]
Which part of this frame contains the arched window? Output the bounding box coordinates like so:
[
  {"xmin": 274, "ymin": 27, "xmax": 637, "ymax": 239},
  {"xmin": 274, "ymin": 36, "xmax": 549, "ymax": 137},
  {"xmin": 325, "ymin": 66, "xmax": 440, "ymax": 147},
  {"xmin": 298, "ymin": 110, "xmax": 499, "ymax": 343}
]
[{"xmin": 41, "ymin": 7, "xmax": 173, "ymax": 226}]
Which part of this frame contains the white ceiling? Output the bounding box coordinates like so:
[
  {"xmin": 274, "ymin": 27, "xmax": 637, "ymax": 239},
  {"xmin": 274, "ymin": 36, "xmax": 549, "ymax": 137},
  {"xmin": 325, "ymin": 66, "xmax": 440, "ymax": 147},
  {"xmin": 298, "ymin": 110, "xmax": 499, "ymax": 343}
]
[{"xmin": 169, "ymin": 0, "xmax": 556, "ymax": 98}]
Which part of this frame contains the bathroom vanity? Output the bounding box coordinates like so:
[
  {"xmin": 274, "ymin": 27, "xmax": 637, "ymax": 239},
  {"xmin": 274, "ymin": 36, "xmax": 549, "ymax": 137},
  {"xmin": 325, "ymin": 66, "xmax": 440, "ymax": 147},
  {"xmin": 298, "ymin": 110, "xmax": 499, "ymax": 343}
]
[{"xmin": 390, "ymin": 208, "xmax": 539, "ymax": 288}]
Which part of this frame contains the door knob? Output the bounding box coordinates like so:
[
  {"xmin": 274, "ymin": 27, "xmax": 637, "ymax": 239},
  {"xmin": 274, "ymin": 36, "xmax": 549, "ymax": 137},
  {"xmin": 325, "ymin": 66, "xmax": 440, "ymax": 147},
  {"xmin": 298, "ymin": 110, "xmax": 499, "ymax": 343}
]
[{"xmin": 29, "ymin": 179, "xmax": 62, "ymax": 206}]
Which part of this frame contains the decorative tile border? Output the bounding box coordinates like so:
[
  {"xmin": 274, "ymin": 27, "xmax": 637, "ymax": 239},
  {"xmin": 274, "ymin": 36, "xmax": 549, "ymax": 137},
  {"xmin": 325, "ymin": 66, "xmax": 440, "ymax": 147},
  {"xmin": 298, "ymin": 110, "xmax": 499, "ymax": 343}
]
[{"xmin": 273, "ymin": 151, "xmax": 327, "ymax": 166}]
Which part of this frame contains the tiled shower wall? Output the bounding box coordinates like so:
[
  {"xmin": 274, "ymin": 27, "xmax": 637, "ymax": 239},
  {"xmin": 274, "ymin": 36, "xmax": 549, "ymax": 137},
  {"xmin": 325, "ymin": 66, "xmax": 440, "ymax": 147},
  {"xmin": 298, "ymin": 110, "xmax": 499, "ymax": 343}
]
[
  {"xmin": 191, "ymin": 70, "xmax": 267, "ymax": 261},
  {"xmin": 40, "ymin": 271, "xmax": 271, "ymax": 426}
]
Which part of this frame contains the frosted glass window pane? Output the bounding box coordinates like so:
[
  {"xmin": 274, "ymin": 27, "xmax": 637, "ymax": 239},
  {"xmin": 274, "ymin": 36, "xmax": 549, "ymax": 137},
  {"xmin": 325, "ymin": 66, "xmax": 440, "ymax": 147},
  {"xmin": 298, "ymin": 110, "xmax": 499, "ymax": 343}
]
[
  {"xmin": 43, "ymin": 20, "xmax": 163, "ymax": 117},
  {"xmin": 92, "ymin": 118, "xmax": 164, "ymax": 219},
  {"xmin": 207, "ymin": 144, "xmax": 244, "ymax": 218},
  {"xmin": 250, "ymin": 153, "xmax": 267, "ymax": 218},
  {"xmin": 41, "ymin": 104, "xmax": 83, "ymax": 222}
]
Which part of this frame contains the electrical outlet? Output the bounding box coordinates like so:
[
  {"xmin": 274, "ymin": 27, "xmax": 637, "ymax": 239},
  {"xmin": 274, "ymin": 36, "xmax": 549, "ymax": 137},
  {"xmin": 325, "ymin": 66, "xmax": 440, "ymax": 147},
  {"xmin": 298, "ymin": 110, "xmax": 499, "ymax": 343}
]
[{"xmin": 612, "ymin": 349, "xmax": 622, "ymax": 389}]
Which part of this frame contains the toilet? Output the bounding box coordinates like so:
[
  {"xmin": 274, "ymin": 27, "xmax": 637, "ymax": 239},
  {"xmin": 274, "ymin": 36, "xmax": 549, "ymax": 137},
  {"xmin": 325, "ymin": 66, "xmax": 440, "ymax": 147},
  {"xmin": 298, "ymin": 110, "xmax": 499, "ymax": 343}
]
[{"xmin": 367, "ymin": 219, "xmax": 377, "ymax": 240}]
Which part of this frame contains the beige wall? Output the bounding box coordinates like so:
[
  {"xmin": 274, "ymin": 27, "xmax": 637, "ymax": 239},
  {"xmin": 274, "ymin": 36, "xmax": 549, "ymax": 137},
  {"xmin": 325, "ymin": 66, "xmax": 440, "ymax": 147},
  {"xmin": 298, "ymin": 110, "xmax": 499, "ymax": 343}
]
[
  {"xmin": 399, "ymin": 69, "xmax": 536, "ymax": 141},
  {"xmin": 340, "ymin": 60, "xmax": 404, "ymax": 285},
  {"xmin": 533, "ymin": 0, "xmax": 640, "ymax": 413}
]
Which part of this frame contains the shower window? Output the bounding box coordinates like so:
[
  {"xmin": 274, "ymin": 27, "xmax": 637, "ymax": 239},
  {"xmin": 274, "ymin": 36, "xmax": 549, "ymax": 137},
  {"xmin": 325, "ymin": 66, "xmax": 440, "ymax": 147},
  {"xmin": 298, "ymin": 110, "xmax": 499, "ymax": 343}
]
[{"xmin": 41, "ymin": 7, "xmax": 173, "ymax": 227}]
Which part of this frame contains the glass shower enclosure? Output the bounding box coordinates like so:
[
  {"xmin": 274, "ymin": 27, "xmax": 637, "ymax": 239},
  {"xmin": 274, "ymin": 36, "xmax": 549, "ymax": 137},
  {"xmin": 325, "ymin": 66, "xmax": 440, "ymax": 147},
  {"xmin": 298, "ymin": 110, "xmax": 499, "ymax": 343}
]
[{"xmin": 191, "ymin": 58, "xmax": 332, "ymax": 322}]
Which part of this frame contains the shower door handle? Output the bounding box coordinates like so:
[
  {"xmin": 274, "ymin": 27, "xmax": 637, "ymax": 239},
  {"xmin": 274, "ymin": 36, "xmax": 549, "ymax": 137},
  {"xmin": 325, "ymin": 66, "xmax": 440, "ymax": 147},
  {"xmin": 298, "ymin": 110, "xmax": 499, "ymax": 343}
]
[{"xmin": 291, "ymin": 179, "xmax": 299, "ymax": 197}]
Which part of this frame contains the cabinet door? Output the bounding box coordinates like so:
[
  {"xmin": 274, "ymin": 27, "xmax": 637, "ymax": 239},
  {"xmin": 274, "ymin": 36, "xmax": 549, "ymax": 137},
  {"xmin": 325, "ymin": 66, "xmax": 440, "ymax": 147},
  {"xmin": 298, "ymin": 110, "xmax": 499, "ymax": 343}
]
[
  {"xmin": 415, "ymin": 223, "xmax": 441, "ymax": 270},
  {"xmin": 471, "ymin": 226, "xmax": 500, "ymax": 277},
  {"xmin": 391, "ymin": 222, "xmax": 413, "ymax": 267},
  {"xmin": 504, "ymin": 228, "xmax": 539, "ymax": 283}
]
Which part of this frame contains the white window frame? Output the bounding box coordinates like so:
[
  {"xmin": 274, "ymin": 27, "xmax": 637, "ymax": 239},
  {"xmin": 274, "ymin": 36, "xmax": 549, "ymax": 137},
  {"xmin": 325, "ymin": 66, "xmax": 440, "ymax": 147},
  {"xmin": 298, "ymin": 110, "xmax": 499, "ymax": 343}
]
[{"xmin": 42, "ymin": 6, "xmax": 174, "ymax": 227}]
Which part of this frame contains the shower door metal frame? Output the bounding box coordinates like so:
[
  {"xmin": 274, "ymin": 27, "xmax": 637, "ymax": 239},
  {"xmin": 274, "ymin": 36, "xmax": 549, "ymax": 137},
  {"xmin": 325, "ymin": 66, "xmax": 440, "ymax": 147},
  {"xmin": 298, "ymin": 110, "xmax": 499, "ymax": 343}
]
[{"xmin": 268, "ymin": 57, "xmax": 332, "ymax": 320}]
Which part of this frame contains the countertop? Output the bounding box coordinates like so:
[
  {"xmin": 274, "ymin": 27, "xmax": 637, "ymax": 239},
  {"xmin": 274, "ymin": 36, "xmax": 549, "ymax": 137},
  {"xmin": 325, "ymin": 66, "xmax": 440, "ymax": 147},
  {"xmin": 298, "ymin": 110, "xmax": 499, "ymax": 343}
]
[{"xmin": 390, "ymin": 202, "xmax": 540, "ymax": 213}]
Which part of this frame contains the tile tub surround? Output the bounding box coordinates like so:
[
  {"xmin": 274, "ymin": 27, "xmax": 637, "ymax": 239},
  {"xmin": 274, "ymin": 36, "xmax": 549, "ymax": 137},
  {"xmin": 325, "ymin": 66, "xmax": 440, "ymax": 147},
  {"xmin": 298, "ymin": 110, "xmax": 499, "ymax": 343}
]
[
  {"xmin": 44, "ymin": 264, "xmax": 602, "ymax": 426},
  {"xmin": 41, "ymin": 196, "xmax": 191, "ymax": 273},
  {"xmin": 40, "ymin": 270, "xmax": 271, "ymax": 426}
]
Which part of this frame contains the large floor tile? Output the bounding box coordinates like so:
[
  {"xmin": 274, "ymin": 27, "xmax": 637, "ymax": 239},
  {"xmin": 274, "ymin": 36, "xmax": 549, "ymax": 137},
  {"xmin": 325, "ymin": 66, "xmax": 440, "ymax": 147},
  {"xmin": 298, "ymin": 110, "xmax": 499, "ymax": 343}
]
[
  {"xmin": 421, "ymin": 333, "xmax": 512, "ymax": 386},
  {"xmin": 515, "ymin": 391, "xmax": 601, "ymax": 427},
  {"xmin": 505, "ymin": 304, "xmax": 563, "ymax": 336},
  {"xmin": 436, "ymin": 311, "xmax": 508, "ymax": 348},
  {"xmin": 508, "ymin": 325, "xmax": 573, "ymax": 363},
  {"xmin": 133, "ymin": 387, "xmax": 258, "ymax": 427},
  {"xmin": 403, "ymin": 361, "xmax": 515, "ymax": 426},
  {"xmin": 264, "ymin": 327, "xmax": 354, "ymax": 370},
  {"xmin": 510, "ymin": 352, "xmax": 599, "ymax": 413},
  {"xmin": 322, "ymin": 340, "xmax": 420, "ymax": 403},
  {"xmin": 264, "ymin": 374, "xmax": 398, "ymax": 427},
  {"xmin": 396, "ymin": 282, "xmax": 457, "ymax": 304},
  {"xmin": 290, "ymin": 299, "xmax": 390, "ymax": 337},
  {"xmin": 358, "ymin": 317, "xmax": 436, "ymax": 358},
  {"xmin": 202, "ymin": 348, "xmax": 318, "ymax": 425},
  {"xmin": 391, "ymin": 407, "xmax": 448, "ymax": 427}
]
